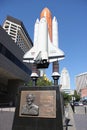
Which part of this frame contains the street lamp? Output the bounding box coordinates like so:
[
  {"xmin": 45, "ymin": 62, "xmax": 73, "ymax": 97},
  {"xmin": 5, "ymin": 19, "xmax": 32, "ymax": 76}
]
[
  {"xmin": 31, "ymin": 73, "xmax": 38, "ymax": 87},
  {"xmin": 52, "ymin": 72, "xmax": 60, "ymax": 86}
]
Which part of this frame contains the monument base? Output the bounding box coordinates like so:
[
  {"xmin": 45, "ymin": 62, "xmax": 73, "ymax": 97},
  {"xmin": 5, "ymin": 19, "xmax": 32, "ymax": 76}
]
[{"xmin": 12, "ymin": 86, "xmax": 64, "ymax": 130}]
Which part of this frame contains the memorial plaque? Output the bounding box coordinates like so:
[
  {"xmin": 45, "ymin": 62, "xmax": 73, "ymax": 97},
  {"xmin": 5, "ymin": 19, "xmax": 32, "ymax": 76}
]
[
  {"xmin": 12, "ymin": 86, "xmax": 63, "ymax": 130},
  {"xmin": 19, "ymin": 91, "xmax": 56, "ymax": 118}
]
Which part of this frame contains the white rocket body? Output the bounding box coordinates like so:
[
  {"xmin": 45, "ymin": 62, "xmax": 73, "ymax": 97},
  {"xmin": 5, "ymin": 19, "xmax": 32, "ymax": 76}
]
[
  {"xmin": 48, "ymin": 16, "xmax": 64, "ymax": 63},
  {"xmin": 52, "ymin": 16, "xmax": 58, "ymax": 48},
  {"xmin": 23, "ymin": 16, "xmax": 64, "ymax": 66}
]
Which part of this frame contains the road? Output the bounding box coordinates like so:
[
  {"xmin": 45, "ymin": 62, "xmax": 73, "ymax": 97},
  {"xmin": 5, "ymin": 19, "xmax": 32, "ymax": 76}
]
[{"xmin": 74, "ymin": 106, "xmax": 87, "ymax": 130}]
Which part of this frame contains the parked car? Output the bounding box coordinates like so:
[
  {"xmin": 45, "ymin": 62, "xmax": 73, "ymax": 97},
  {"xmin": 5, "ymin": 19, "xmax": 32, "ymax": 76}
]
[
  {"xmin": 79, "ymin": 102, "xmax": 83, "ymax": 106},
  {"xmin": 74, "ymin": 102, "xmax": 79, "ymax": 106},
  {"xmin": 83, "ymin": 100, "xmax": 87, "ymax": 105},
  {"xmin": 74, "ymin": 101, "xmax": 83, "ymax": 106}
]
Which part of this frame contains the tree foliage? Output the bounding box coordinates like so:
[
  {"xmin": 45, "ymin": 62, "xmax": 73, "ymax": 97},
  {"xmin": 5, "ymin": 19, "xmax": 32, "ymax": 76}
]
[
  {"xmin": 73, "ymin": 90, "xmax": 80, "ymax": 101},
  {"xmin": 61, "ymin": 92, "xmax": 72, "ymax": 105},
  {"xmin": 37, "ymin": 76, "xmax": 52, "ymax": 86},
  {"xmin": 27, "ymin": 75, "xmax": 53, "ymax": 87},
  {"xmin": 61, "ymin": 90, "xmax": 81, "ymax": 105}
]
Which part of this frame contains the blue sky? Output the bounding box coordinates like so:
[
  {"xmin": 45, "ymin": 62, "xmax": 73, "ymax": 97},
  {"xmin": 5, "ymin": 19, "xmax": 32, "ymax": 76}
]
[{"xmin": 0, "ymin": 0, "xmax": 87, "ymax": 90}]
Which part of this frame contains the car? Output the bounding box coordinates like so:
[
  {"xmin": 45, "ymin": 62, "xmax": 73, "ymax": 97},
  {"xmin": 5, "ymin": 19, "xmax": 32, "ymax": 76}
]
[
  {"xmin": 74, "ymin": 101, "xmax": 83, "ymax": 106},
  {"xmin": 83, "ymin": 100, "xmax": 87, "ymax": 105},
  {"xmin": 74, "ymin": 102, "xmax": 79, "ymax": 106},
  {"xmin": 78, "ymin": 102, "xmax": 83, "ymax": 106}
]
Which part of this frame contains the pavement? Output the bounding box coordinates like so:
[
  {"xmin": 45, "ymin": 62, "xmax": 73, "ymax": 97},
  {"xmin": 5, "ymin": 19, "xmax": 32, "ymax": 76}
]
[
  {"xmin": 64, "ymin": 104, "xmax": 76, "ymax": 130},
  {"xmin": 0, "ymin": 106, "xmax": 76, "ymax": 130},
  {"xmin": 74, "ymin": 106, "xmax": 87, "ymax": 130},
  {"xmin": 0, "ymin": 105, "xmax": 87, "ymax": 130},
  {"xmin": 65, "ymin": 104, "xmax": 87, "ymax": 130},
  {"xmin": 0, "ymin": 108, "xmax": 15, "ymax": 130}
]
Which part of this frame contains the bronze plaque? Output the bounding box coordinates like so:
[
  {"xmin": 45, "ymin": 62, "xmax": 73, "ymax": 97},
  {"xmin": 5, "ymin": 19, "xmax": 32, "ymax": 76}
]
[{"xmin": 19, "ymin": 90, "xmax": 56, "ymax": 118}]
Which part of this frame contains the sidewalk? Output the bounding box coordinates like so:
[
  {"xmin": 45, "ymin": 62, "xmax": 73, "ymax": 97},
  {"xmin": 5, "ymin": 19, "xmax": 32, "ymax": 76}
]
[
  {"xmin": 64, "ymin": 104, "xmax": 76, "ymax": 130},
  {"xmin": 0, "ymin": 106, "xmax": 76, "ymax": 130}
]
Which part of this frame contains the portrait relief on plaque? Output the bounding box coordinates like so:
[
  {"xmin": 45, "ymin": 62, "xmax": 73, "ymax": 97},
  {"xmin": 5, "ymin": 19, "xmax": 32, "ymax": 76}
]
[
  {"xmin": 19, "ymin": 91, "xmax": 39, "ymax": 117},
  {"xmin": 21, "ymin": 93, "xmax": 39, "ymax": 116},
  {"xmin": 19, "ymin": 90, "xmax": 56, "ymax": 118}
]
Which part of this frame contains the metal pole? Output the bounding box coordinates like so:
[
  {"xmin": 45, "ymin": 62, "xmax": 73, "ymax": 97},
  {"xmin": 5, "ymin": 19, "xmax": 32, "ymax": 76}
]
[
  {"xmin": 52, "ymin": 61, "xmax": 60, "ymax": 86},
  {"xmin": 53, "ymin": 76, "xmax": 59, "ymax": 85},
  {"xmin": 31, "ymin": 63, "xmax": 38, "ymax": 87}
]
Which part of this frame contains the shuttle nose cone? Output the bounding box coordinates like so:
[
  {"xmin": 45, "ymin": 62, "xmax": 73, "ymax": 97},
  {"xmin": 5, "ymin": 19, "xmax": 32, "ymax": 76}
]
[
  {"xmin": 40, "ymin": 7, "xmax": 52, "ymax": 18},
  {"xmin": 40, "ymin": 7, "xmax": 52, "ymax": 42}
]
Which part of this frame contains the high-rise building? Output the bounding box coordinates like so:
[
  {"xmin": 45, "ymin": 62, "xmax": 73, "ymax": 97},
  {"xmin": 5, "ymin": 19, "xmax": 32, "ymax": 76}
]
[
  {"xmin": 0, "ymin": 16, "xmax": 33, "ymax": 106},
  {"xmin": 75, "ymin": 72, "xmax": 87, "ymax": 98},
  {"xmin": 60, "ymin": 67, "xmax": 71, "ymax": 94},
  {"xmin": 2, "ymin": 16, "xmax": 33, "ymax": 53}
]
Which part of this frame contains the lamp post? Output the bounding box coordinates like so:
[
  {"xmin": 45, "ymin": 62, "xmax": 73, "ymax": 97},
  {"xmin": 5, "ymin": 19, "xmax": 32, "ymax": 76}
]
[
  {"xmin": 52, "ymin": 61, "xmax": 60, "ymax": 86},
  {"xmin": 31, "ymin": 63, "xmax": 39, "ymax": 87},
  {"xmin": 52, "ymin": 72, "xmax": 60, "ymax": 86},
  {"xmin": 31, "ymin": 73, "xmax": 38, "ymax": 87}
]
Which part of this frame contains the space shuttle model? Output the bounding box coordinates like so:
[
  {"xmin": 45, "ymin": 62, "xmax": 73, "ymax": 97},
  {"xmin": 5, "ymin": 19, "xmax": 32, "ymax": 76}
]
[{"xmin": 23, "ymin": 8, "xmax": 64, "ymax": 68}]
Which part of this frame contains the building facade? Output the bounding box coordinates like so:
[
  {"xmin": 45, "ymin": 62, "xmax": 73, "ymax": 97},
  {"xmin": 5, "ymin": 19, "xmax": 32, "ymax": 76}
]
[
  {"xmin": 75, "ymin": 72, "xmax": 87, "ymax": 99},
  {"xmin": 0, "ymin": 16, "xmax": 33, "ymax": 106},
  {"xmin": 3, "ymin": 16, "xmax": 32, "ymax": 53}
]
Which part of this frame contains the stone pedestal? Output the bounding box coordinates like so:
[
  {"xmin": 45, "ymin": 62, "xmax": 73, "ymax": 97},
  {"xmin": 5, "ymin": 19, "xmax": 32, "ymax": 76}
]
[{"xmin": 12, "ymin": 86, "xmax": 64, "ymax": 130}]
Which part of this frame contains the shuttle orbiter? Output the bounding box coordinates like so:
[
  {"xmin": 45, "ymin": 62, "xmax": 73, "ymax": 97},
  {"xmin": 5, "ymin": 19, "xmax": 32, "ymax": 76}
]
[{"xmin": 23, "ymin": 8, "xmax": 64, "ymax": 68}]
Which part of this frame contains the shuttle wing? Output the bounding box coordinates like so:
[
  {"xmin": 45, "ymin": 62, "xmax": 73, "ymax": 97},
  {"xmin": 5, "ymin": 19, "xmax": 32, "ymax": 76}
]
[
  {"xmin": 48, "ymin": 40, "xmax": 64, "ymax": 62},
  {"xmin": 23, "ymin": 46, "xmax": 37, "ymax": 63}
]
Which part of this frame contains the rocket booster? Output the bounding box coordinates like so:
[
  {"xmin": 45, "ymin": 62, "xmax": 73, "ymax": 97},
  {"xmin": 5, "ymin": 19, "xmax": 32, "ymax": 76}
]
[
  {"xmin": 23, "ymin": 8, "xmax": 64, "ymax": 68},
  {"xmin": 33, "ymin": 19, "xmax": 39, "ymax": 47},
  {"xmin": 52, "ymin": 16, "xmax": 59, "ymax": 48}
]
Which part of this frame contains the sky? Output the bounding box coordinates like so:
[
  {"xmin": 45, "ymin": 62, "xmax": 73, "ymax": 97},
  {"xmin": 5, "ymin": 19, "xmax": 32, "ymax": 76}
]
[{"xmin": 0, "ymin": 0, "xmax": 87, "ymax": 90}]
